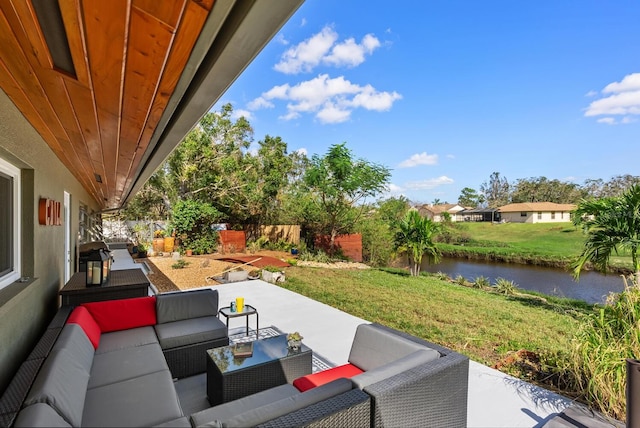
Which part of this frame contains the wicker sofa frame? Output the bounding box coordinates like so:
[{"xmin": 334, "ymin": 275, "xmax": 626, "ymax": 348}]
[{"xmin": 364, "ymin": 323, "xmax": 469, "ymax": 428}]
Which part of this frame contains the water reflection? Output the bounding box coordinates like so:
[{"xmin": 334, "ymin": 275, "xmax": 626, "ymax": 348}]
[{"xmin": 421, "ymin": 258, "xmax": 626, "ymax": 304}]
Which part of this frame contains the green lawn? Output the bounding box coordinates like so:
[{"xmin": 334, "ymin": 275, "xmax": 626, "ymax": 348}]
[
  {"xmin": 439, "ymin": 222, "xmax": 633, "ymax": 270},
  {"xmin": 282, "ymin": 266, "xmax": 587, "ymax": 367}
]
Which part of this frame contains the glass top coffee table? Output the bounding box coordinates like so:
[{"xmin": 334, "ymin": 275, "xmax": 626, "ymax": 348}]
[{"xmin": 206, "ymin": 334, "xmax": 312, "ymax": 405}]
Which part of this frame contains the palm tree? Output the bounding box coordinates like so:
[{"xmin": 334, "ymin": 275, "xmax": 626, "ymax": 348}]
[
  {"xmin": 572, "ymin": 184, "xmax": 640, "ymax": 284},
  {"xmin": 394, "ymin": 210, "xmax": 441, "ymax": 276}
]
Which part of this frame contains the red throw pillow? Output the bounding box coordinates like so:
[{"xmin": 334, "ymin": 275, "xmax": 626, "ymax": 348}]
[
  {"xmin": 82, "ymin": 296, "xmax": 156, "ymax": 333},
  {"xmin": 293, "ymin": 363, "xmax": 364, "ymax": 392},
  {"xmin": 67, "ymin": 306, "xmax": 101, "ymax": 349}
]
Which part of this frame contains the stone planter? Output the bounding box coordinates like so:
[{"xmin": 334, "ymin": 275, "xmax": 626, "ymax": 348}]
[
  {"xmin": 261, "ymin": 270, "xmax": 285, "ymax": 283},
  {"xmin": 223, "ymin": 270, "xmax": 249, "ymax": 282}
]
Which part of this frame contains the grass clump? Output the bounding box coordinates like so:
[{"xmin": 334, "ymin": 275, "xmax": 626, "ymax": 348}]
[
  {"xmin": 563, "ymin": 278, "xmax": 640, "ymax": 420},
  {"xmin": 473, "ymin": 275, "xmax": 490, "ymax": 289},
  {"xmin": 494, "ymin": 277, "xmax": 518, "ymax": 295},
  {"xmin": 171, "ymin": 259, "xmax": 190, "ymax": 269}
]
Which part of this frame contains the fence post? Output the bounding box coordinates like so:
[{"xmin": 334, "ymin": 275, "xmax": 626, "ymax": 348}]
[{"xmin": 627, "ymin": 359, "xmax": 640, "ymax": 428}]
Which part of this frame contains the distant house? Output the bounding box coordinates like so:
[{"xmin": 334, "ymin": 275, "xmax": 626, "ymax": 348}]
[
  {"xmin": 417, "ymin": 204, "xmax": 468, "ymax": 222},
  {"xmin": 498, "ymin": 202, "xmax": 576, "ymax": 223},
  {"xmin": 459, "ymin": 207, "xmax": 500, "ymax": 222}
]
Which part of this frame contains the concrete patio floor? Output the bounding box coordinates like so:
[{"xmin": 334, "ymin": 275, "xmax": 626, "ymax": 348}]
[
  {"xmin": 111, "ymin": 248, "xmax": 583, "ymax": 427},
  {"xmin": 207, "ymin": 279, "xmax": 576, "ymax": 428}
]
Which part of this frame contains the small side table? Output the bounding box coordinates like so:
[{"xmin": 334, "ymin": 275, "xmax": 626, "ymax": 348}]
[{"xmin": 218, "ymin": 304, "xmax": 259, "ymax": 339}]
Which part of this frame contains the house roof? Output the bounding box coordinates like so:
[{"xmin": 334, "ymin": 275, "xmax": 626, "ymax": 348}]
[
  {"xmin": 498, "ymin": 202, "xmax": 577, "ymax": 213},
  {"xmin": 419, "ymin": 204, "xmax": 466, "ymax": 215},
  {"xmin": 0, "ymin": 0, "xmax": 303, "ymax": 210}
]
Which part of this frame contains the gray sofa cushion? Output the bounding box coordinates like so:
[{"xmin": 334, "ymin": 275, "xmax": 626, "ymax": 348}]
[
  {"xmin": 190, "ymin": 383, "xmax": 299, "ymax": 427},
  {"xmin": 349, "ymin": 323, "xmax": 433, "ymax": 371},
  {"xmin": 351, "ymin": 349, "xmax": 440, "ymax": 389},
  {"xmin": 153, "ymin": 416, "xmax": 192, "ymax": 427},
  {"xmin": 51, "ymin": 324, "xmax": 94, "ymax": 373},
  {"xmin": 95, "ymin": 326, "xmax": 158, "ymax": 354},
  {"xmin": 223, "ymin": 378, "xmax": 354, "ymax": 428},
  {"xmin": 14, "ymin": 403, "xmax": 71, "ymax": 428},
  {"xmin": 88, "ymin": 342, "xmax": 169, "ymax": 389},
  {"xmin": 156, "ymin": 289, "xmax": 219, "ymax": 324},
  {"xmin": 154, "ymin": 316, "xmax": 227, "ymax": 349},
  {"xmin": 82, "ymin": 370, "xmax": 183, "ymax": 427},
  {"xmin": 23, "ymin": 348, "xmax": 89, "ymax": 427}
]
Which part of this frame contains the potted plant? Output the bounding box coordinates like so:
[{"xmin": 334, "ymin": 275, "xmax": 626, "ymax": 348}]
[
  {"xmin": 137, "ymin": 242, "xmax": 148, "ymax": 258},
  {"xmin": 153, "ymin": 229, "xmax": 165, "ymax": 253},
  {"xmin": 286, "ymin": 332, "xmax": 303, "ymax": 350}
]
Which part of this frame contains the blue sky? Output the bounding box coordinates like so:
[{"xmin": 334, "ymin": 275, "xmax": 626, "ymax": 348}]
[{"xmin": 214, "ymin": 0, "xmax": 640, "ymax": 204}]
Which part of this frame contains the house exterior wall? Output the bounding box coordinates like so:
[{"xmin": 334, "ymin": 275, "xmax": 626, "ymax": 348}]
[
  {"xmin": 501, "ymin": 212, "xmax": 534, "ymax": 223},
  {"xmin": 0, "ymin": 89, "xmax": 99, "ymax": 392},
  {"xmin": 501, "ymin": 211, "xmax": 572, "ymax": 224}
]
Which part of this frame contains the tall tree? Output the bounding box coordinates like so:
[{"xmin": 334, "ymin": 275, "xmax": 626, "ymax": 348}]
[
  {"xmin": 394, "ymin": 210, "xmax": 441, "ymax": 276},
  {"xmin": 458, "ymin": 187, "xmax": 483, "ymax": 207},
  {"xmin": 480, "ymin": 172, "xmax": 510, "ymax": 208},
  {"xmin": 510, "ymin": 176, "xmax": 584, "ymax": 204},
  {"xmin": 303, "ymin": 143, "xmax": 390, "ymax": 250},
  {"xmin": 572, "ymin": 184, "xmax": 640, "ymax": 283}
]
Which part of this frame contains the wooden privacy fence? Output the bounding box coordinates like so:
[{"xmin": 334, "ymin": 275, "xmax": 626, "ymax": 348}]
[
  {"xmin": 244, "ymin": 225, "xmax": 301, "ymax": 245},
  {"xmin": 315, "ymin": 233, "xmax": 363, "ymax": 262}
]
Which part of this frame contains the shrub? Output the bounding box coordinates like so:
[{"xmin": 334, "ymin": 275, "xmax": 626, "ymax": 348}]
[
  {"xmin": 171, "ymin": 259, "xmax": 189, "ymax": 269},
  {"xmin": 494, "ymin": 277, "xmax": 518, "ymax": 295},
  {"xmin": 454, "ymin": 275, "xmax": 468, "ymax": 286},
  {"xmin": 565, "ymin": 279, "xmax": 640, "ymax": 420},
  {"xmin": 298, "ymin": 249, "xmax": 346, "ymax": 263},
  {"xmin": 434, "ymin": 271, "xmax": 451, "ymax": 281},
  {"xmin": 473, "ymin": 275, "xmax": 490, "ymax": 288},
  {"xmin": 171, "ymin": 199, "xmax": 222, "ymax": 255}
]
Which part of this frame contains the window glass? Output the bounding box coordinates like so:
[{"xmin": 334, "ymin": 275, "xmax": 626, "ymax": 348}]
[
  {"xmin": 0, "ymin": 158, "xmax": 20, "ymax": 288},
  {"xmin": 0, "ymin": 170, "xmax": 12, "ymax": 276}
]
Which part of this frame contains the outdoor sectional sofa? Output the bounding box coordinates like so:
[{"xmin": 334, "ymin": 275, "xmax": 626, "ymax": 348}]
[
  {"xmin": 2, "ymin": 289, "xmax": 229, "ymax": 427},
  {"xmin": 0, "ymin": 291, "xmax": 469, "ymax": 427}
]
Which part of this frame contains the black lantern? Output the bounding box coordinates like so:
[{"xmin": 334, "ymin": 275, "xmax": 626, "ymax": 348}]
[{"xmin": 85, "ymin": 249, "xmax": 111, "ymax": 286}]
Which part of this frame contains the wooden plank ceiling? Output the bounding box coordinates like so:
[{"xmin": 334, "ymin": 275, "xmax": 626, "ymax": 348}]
[{"xmin": 0, "ymin": 0, "xmax": 214, "ymax": 209}]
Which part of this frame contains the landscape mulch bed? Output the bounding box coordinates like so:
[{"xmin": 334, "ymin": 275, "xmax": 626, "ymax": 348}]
[{"xmin": 138, "ymin": 251, "xmax": 369, "ymax": 294}]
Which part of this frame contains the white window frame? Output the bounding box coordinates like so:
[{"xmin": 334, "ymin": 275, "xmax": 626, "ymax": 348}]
[{"xmin": 0, "ymin": 158, "xmax": 21, "ymax": 289}]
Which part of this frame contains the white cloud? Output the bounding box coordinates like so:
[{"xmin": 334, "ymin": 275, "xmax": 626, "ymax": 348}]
[
  {"xmin": 231, "ymin": 109, "xmax": 253, "ymax": 121},
  {"xmin": 248, "ymin": 74, "xmax": 402, "ymax": 124},
  {"xmin": 585, "ymin": 90, "xmax": 598, "ymax": 97},
  {"xmin": 585, "ymin": 73, "xmax": 640, "ymax": 122},
  {"xmin": 274, "ymin": 26, "xmax": 381, "ymax": 74},
  {"xmin": 274, "ymin": 27, "xmax": 338, "ymax": 74},
  {"xmin": 597, "ymin": 116, "xmax": 639, "ymax": 125},
  {"xmin": 247, "ymin": 97, "xmax": 273, "ymax": 110},
  {"xmin": 446, "ymin": 154, "xmax": 455, "ymax": 159},
  {"xmin": 296, "ymin": 148, "xmax": 308, "ymax": 156},
  {"xmin": 275, "ymin": 34, "xmax": 289, "ymax": 46},
  {"xmin": 324, "ymin": 34, "xmax": 381, "ymax": 68},
  {"xmin": 387, "ymin": 183, "xmax": 404, "ymax": 193},
  {"xmin": 405, "ymin": 176, "xmax": 454, "ymax": 190},
  {"xmin": 398, "ymin": 152, "xmax": 439, "ymax": 168},
  {"xmin": 603, "ymin": 73, "xmax": 640, "ymax": 93}
]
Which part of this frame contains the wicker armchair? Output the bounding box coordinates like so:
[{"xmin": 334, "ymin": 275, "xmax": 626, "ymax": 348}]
[{"xmin": 359, "ymin": 323, "xmax": 469, "ymax": 428}]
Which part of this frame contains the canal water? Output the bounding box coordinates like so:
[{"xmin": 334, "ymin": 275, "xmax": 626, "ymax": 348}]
[{"xmin": 421, "ymin": 258, "xmax": 626, "ymax": 304}]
